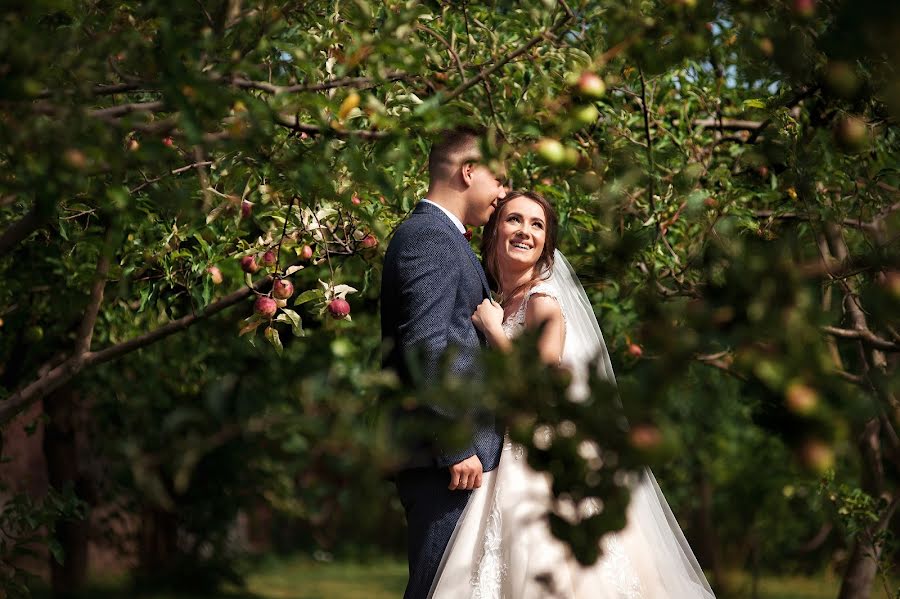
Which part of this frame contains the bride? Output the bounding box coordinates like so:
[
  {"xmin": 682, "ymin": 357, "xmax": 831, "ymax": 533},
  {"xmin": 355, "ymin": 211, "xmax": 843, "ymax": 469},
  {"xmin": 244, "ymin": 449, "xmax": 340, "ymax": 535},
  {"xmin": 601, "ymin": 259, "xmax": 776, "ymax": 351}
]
[{"xmin": 427, "ymin": 191, "xmax": 716, "ymax": 599}]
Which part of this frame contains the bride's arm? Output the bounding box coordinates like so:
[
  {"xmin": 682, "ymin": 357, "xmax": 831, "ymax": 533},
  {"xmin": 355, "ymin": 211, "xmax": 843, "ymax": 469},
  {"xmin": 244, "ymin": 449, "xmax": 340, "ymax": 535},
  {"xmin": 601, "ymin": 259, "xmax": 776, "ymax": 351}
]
[
  {"xmin": 471, "ymin": 299, "xmax": 512, "ymax": 351},
  {"xmin": 525, "ymin": 295, "xmax": 565, "ymax": 366}
]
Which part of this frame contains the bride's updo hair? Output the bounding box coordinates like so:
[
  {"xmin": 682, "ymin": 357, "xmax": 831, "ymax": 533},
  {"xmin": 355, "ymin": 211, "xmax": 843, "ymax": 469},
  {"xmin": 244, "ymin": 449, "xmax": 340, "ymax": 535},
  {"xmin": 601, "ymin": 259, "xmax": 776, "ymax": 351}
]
[{"xmin": 481, "ymin": 190, "xmax": 558, "ymax": 300}]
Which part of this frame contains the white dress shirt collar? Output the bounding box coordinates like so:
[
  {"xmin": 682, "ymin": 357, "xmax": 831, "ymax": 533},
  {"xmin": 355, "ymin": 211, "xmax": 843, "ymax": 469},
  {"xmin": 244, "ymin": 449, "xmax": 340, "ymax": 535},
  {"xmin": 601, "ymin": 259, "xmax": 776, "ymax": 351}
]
[{"xmin": 420, "ymin": 199, "xmax": 466, "ymax": 234}]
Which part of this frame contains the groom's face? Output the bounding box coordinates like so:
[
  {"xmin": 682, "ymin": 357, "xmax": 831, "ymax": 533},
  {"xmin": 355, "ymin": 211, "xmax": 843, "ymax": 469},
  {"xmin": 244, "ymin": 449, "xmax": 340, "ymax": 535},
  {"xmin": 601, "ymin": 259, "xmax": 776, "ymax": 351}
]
[{"xmin": 463, "ymin": 163, "xmax": 507, "ymax": 226}]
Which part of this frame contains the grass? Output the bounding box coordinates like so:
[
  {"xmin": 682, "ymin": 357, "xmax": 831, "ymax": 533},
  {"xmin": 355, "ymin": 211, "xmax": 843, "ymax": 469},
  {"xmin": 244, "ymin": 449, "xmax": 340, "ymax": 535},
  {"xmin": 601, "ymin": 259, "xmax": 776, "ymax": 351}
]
[
  {"xmin": 725, "ymin": 570, "xmax": 896, "ymax": 599},
  {"xmin": 237, "ymin": 556, "xmax": 407, "ymax": 599},
  {"xmin": 31, "ymin": 556, "xmax": 898, "ymax": 599}
]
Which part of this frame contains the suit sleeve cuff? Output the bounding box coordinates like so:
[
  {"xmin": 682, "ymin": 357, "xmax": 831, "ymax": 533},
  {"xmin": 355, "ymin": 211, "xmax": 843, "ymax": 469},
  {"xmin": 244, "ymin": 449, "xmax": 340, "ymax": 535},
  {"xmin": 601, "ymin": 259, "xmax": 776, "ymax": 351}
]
[{"xmin": 434, "ymin": 446, "xmax": 477, "ymax": 468}]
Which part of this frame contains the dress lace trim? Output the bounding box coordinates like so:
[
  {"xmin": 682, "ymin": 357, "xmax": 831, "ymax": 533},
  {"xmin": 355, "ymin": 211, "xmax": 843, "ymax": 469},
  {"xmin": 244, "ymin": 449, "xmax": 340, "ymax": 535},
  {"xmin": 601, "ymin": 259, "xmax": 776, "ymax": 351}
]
[
  {"xmin": 599, "ymin": 534, "xmax": 645, "ymax": 599},
  {"xmin": 500, "ymin": 282, "xmax": 564, "ymax": 340},
  {"xmin": 470, "ymin": 487, "xmax": 506, "ymax": 598}
]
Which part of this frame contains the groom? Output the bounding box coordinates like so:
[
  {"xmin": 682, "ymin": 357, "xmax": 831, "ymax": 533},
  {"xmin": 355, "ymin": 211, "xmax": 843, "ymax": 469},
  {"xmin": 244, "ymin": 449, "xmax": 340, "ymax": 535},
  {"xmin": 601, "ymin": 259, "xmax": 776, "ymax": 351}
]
[{"xmin": 381, "ymin": 126, "xmax": 507, "ymax": 598}]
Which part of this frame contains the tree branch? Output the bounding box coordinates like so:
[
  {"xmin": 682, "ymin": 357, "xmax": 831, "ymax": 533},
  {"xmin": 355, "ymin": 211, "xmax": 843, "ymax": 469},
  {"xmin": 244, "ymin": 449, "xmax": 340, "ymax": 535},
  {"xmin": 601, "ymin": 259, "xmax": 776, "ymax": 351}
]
[
  {"xmin": 695, "ymin": 352, "xmax": 746, "ymax": 381},
  {"xmin": 0, "ymin": 271, "xmax": 277, "ymax": 428},
  {"xmin": 129, "ymin": 160, "xmax": 214, "ymax": 195},
  {"xmin": 226, "ymin": 71, "xmax": 412, "ymax": 94},
  {"xmin": 754, "ymin": 210, "xmax": 879, "ymax": 232},
  {"xmin": 638, "ymin": 67, "xmax": 658, "ymax": 241},
  {"xmin": 0, "ymin": 203, "xmax": 48, "ymax": 257},
  {"xmin": 441, "ymin": 10, "xmax": 574, "ymax": 103},
  {"xmin": 83, "ymin": 278, "xmax": 269, "ymax": 367},
  {"xmin": 692, "ymin": 118, "xmax": 763, "ymax": 130},
  {"xmin": 822, "ymin": 326, "xmax": 900, "ymax": 352},
  {"xmin": 36, "ymin": 82, "xmax": 145, "ymax": 100},
  {"xmin": 271, "ymin": 113, "xmax": 387, "ymax": 139},
  {"xmin": 74, "ymin": 226, "xmax": 115, "ymax": 356},
  {"xmin": 416, "ymin": 25, "xmax": 466, "ymax": 81},
  {"xmin": 90, "ymin": 101, "xmax": 166, "ymax": 119},
  {"xmin": 836, "ymin": 369, "xmax": 866, "ymax": 385}
]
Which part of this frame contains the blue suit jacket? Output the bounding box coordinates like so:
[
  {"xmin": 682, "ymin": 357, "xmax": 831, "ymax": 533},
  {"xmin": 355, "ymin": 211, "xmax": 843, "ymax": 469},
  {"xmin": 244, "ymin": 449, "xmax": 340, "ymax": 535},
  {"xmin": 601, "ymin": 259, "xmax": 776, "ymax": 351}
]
[{"xmin": 381, "ymin": 202, "xmax": 503, "ymax": 472}]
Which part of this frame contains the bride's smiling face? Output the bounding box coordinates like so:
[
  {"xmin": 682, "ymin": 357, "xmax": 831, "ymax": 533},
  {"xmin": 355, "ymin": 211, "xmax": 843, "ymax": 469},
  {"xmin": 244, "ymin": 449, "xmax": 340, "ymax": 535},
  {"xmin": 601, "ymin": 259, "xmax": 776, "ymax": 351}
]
[{"xmin": 497, "ymin": 196, "xmax": 547, "ymax": 270}]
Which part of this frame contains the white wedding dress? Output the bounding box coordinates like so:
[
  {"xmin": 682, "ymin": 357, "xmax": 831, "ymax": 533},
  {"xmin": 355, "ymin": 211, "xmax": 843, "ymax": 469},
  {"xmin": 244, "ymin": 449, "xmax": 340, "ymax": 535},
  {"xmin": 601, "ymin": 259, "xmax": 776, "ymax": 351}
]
[{"xmin": 428, "ymin": 251, "xmax": 716, "ymax": 599}]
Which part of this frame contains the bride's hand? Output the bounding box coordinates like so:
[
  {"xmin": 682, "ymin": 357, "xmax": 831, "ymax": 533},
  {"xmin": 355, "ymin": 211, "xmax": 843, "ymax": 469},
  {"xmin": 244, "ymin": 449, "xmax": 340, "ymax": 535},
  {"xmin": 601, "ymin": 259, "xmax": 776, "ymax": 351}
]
[{"xmin": 471, "ymin": 298, "xmax": 504, "ymax": 334}]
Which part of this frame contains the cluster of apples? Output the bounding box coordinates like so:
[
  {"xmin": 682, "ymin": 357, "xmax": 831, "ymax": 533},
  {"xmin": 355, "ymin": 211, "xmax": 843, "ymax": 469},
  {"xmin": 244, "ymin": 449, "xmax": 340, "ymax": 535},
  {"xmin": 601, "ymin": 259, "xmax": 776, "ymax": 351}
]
[
  {"xmin": 254, "ymin": 278, "xmax": 295, "ymax": 318},
  {"xmin": 237, "ymin": 248, "xmax": 351, "ymax": 321},
  {"xmin": 535, "ymin": 71, "xmax": 606, "ymax": 168},
  {"xmin": 239, "ymin": 245, "xmax": 314, "ymax": 275},
  {"xmin": 252, "ymin": 281, "xmax": 350, "ymax": 320},
  {"xmin": 230, "ymin": 200, "xmax": 371, "ymax": 325}
]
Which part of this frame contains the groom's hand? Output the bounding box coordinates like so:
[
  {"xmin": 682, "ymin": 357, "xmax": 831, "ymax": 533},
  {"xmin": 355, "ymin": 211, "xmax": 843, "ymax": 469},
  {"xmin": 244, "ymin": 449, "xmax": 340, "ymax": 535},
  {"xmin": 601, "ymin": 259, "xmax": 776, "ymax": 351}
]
[{"xmin": 448, "ymin": 455, "xmax": 483, "ymax": 491}]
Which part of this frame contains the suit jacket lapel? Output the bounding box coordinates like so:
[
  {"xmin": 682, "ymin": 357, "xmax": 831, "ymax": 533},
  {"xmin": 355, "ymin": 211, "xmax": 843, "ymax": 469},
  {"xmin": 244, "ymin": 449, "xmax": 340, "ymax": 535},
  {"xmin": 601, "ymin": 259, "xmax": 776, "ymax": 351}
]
[
  {"xmin": 413, "ymin": 202, "xmax": 492, "ymax": 298},
  {"xmin": 463, "ymin": 243, "xmax": 491, "ymax": 298}
]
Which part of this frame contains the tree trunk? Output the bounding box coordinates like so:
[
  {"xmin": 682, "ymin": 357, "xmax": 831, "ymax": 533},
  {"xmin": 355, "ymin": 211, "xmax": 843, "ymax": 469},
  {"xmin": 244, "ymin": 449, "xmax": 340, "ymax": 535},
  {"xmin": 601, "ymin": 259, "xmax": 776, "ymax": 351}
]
[
  {"xmin": 823, "ymin": 226, "xmax": 897, "ymax": 599},
  {"xmin": 839, "ymin": 540, "xmax": 880, "ymax": 599},
  {"xmin": 837, "ymin": 420, "xmax": 897, "ymax": 599},
  {"xmin": 138, "ymin": 507, "xmax": 178, "ymax": 577},
  {"xmin": 693, "ymin": 470, "xmax": 729, "ymax": 595},
  {"xmin": 42, "ymin": 387, "xmax": 90, "ymax": 596}
]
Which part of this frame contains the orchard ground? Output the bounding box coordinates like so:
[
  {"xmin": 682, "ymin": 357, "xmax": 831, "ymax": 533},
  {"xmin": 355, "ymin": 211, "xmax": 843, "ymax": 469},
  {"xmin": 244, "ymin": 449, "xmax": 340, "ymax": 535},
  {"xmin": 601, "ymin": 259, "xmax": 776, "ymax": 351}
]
[{"xmin": 32, "ymin": 557, "xmax": 899, "ymax": 599}]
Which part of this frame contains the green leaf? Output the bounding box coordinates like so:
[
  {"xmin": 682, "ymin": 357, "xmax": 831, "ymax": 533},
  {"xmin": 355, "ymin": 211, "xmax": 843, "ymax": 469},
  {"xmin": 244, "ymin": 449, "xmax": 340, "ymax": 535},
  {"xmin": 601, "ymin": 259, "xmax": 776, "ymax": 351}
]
[
  {"xmin": 239, "ymin": 315, "xmax": 264, "ymax": 336},
  {"xmin": 206, "ymin": 200, "xmax": 229, "ymax": 224},
  {"xmin": 265, "ymin": 326, "xmax": 283, "ymax": 355},
  {"xmin": 47, "ymin": 539, "xmax": 65, "ymax": 565},
  {"xmin": 275, "ymin": 309, "xmax": 303, "ymax": 336},
  {"xmin": 293, "ymin": 289, "xmax": 320, "ymax": 306},
  {"xmin": 742, "ymin": 98, "xmax": 767, "ymax": 110}
]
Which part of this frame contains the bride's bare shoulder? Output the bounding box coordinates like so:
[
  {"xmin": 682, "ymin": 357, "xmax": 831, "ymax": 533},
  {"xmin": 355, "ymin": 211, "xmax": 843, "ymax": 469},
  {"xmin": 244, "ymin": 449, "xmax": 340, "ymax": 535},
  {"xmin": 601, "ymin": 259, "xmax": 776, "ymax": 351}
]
[{"xmin": 524, "ymin": 293, "xmax": 563, "ymax": 325}]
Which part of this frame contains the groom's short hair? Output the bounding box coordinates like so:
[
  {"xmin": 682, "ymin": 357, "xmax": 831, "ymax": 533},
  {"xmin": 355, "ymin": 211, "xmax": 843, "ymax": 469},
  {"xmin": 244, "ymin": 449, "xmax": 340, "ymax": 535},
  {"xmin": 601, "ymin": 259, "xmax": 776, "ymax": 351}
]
[{"xmin": 428, "ymin": 126, "xmax": 485, "ymax": 181}]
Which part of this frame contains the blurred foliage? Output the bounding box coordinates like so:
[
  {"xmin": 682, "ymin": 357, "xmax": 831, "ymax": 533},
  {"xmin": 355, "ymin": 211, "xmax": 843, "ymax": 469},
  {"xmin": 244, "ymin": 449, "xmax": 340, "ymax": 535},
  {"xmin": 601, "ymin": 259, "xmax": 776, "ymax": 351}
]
[
  {"xmin": 0, "ymin": 484, "xmax": 85, "ymax": 599},
  {"xmin": 1, "ymin": 0, "xmax": 899, "ymax": 597}
]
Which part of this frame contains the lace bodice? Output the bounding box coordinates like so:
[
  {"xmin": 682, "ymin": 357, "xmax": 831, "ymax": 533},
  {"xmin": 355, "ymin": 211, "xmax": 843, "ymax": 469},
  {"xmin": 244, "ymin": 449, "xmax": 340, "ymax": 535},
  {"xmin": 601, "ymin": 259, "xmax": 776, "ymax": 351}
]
[{"xmin": 500, "ymin": 282, "xmax": 562, "ymax": 339}]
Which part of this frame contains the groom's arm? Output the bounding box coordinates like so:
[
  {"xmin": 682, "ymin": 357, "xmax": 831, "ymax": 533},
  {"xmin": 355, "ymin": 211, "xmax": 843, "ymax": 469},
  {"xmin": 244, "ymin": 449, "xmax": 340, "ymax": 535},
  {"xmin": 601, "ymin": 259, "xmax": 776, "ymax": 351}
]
[
  {"xmin": 397, "ymin": 229, "xmax": 464, "ymax": 381},
  {"xmin": 395, "ymin": 227, "xmax": 478, "ymax": 467}
]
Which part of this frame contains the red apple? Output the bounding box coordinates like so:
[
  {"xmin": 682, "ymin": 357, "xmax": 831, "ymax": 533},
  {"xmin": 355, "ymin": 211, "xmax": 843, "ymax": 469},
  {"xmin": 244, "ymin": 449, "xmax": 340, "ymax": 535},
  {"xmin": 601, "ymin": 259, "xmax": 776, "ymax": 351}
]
[
  {"xmin": 272, "ymin": 278, "xmax": 294, "ymax": 300},
  {"xmin": 327, "ymin": 298, "xmax": 351, "ymax": 319},
  {"xmin": 627, "ymin": 343, "xmax": 643, "ymax": 357},
  {"xmin": 796, "ymin": 438, "xmax": 834, "ymax": 473},
  {"xmin": 824, "ymin": 61, "xmax": 859, "ymax": 98},
  {"xmin": 629, "ymin": 424, "xmax": 662, "ymax": 450},
  {"xmin": 63, "ymin": 149, "xmax": 88, "ymax": 170},
  {"xmin": 834, "ymin": 115, "xmax": 870, "ymax": 152},
  {"xmin": 360, "ymin": 234, "xmax": 378, "ymax": 249},
  {"xmin": 793, "ymin": 0, "xmax": 815, "ymax": 17},
  {"xmin": 577, "ymin": 72, "xmax": 606, "ymax": 99},
  {"xmin": 351, "ymin": 195, "xmax": 362, "ymax": 205},
  {"xmin": 882, "ymin": 271, "xmax": 900, "ymax": 300},
  {"xmin": 300, "ymin": 244, "xmax": 314, "ymax": 260},
  {"xmin": 785, "ymin": 382, "xmax": 819, "ymax": 415},
  {"xmin": 241, "ymin": 200, "xmax": 253, "ymax": 219},
  {"xmin": 254, "ymin": 296, "xmax": 277, "ymax": 319},
  {"xmin": 207, "ymin": 265, "xmax": 223, "ymax": 285},
  {"xmin": 162, "ymin": 137, "xmax": 175, "ymax": 148},
  {"xmin": 240, "ymin": 255, "xmax": 259, "ymax": 274},
  {"xmin": 262, "ymin": 250, "xmax": 277, "ymax": 268}
]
